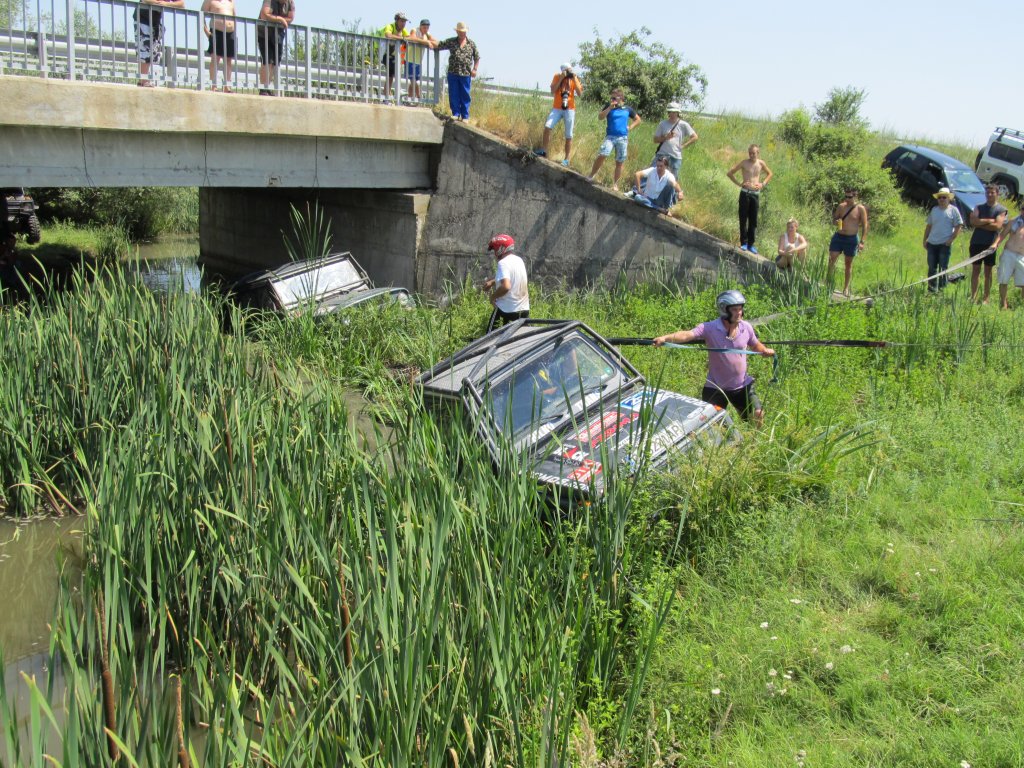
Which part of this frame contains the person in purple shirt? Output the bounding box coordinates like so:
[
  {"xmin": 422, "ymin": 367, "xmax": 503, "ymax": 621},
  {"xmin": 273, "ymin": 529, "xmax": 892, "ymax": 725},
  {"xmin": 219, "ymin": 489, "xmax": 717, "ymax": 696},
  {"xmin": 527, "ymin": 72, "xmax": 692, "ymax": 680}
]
[{"xmin": 653, "ymin": 289, "xmax": 775, "ymax": 427}]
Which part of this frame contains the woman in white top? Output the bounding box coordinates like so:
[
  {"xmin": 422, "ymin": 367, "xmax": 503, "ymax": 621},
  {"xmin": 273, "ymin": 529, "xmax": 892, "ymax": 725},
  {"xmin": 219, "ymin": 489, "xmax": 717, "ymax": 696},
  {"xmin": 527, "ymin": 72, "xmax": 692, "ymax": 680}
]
[{"xmin": 776, "ymin": 218, "xmax": 808, "ymax": 269}]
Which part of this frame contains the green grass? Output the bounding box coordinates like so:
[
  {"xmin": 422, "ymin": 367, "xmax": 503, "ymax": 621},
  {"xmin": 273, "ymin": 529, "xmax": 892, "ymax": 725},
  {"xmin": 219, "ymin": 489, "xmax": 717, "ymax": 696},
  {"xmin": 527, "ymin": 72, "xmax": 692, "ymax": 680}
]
[{"xmin": 2, "ymin": 106, "xmax": 1023, "ymax": 765}]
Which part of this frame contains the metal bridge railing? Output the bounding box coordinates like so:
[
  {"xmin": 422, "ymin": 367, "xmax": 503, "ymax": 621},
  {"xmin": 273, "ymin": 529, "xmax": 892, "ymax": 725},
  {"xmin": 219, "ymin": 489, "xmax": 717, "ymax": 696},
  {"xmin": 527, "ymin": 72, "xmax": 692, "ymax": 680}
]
[{"xmin": 0, "ymin": 0, "xmax": 442, "ymax": 104}]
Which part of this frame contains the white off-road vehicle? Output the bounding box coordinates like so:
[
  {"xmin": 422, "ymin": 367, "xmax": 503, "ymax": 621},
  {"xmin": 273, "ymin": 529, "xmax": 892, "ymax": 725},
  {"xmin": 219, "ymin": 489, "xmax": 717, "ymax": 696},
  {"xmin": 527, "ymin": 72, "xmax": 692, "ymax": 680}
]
[{"xmin": 975, "ymin": 127, "xmax": 1024, "ymax": 200}]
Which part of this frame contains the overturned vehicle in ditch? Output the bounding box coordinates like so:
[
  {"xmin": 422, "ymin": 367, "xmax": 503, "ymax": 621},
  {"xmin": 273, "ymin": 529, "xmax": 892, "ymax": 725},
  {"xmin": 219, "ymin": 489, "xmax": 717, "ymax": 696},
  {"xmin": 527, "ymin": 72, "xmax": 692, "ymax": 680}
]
[{"xmin": 417, "ymin": 319, "xmax": 737, "ymax": 500}]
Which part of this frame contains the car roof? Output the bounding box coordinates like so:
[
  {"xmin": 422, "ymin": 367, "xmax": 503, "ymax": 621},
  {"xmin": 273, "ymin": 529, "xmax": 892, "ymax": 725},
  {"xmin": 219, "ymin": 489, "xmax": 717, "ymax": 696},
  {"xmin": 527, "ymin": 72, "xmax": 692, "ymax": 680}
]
[
  {"xmin": 418, "ymin": 319, "xmax": 641, "ymax": 397},
  {"xmin": 889, "ymin": 144, "xmax": 973, "ymax": 171},
  {"xmin": 231, "ymin": 251, "xmax": 370, "ymax": 292}
]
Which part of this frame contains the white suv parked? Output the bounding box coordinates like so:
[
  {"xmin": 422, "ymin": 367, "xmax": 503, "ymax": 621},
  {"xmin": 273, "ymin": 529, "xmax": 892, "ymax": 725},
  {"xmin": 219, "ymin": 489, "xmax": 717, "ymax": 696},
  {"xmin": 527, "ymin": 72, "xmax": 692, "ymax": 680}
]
[{"xmin": 975, "ymin": 127, "xmax": 1024, "ymax": 200}]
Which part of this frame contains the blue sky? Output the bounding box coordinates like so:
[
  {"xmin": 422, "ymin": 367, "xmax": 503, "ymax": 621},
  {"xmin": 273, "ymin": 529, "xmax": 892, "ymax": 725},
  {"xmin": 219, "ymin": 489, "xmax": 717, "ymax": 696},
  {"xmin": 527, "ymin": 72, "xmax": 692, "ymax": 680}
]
[{"xmin": 286, "ymin": 0, "xmax": 1019, "ymax": 148}]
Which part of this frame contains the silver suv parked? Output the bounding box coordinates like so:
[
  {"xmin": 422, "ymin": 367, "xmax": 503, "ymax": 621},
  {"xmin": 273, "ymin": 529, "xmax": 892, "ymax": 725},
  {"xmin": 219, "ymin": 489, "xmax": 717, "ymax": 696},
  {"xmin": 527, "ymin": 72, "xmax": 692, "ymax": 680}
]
[{"xmin": 975, "ymin": 127, "xmax": 1024, "ymax": 200}]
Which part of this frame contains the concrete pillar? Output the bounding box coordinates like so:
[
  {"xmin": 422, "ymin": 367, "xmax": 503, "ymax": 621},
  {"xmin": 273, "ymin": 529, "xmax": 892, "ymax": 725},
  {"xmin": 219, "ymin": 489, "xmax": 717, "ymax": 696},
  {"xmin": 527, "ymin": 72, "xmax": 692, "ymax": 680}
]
[{"xmin": 200, "ymin": 187, "xmax": 431, "ymax": 289}]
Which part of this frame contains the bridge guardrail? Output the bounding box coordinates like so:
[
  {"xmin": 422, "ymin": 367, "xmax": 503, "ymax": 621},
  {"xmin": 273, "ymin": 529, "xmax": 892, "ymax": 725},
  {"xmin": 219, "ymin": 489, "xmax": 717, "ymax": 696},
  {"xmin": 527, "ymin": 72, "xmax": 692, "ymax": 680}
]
[{"xmin": 0, "ymin": 0, "xmax": 441, "ymax": 104}]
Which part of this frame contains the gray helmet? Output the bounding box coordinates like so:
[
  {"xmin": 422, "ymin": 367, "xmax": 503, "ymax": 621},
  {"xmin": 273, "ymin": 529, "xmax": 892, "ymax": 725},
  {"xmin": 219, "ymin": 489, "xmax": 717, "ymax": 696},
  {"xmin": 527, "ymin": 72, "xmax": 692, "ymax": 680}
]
[{"xmin": 715, "ymin": 289, "xmax": 746, "ymax": 319}]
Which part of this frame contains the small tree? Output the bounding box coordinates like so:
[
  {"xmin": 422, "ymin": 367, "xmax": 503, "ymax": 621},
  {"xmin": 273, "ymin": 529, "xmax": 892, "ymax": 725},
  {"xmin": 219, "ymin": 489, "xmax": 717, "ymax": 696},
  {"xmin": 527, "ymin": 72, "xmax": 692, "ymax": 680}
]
[
  {"xmin": 814, "ymin": 86, "xmax": 868, "ymax": 128},
  {"xmin": 576, "ymin": 27, "xmax": 706, "ymax": 120}
]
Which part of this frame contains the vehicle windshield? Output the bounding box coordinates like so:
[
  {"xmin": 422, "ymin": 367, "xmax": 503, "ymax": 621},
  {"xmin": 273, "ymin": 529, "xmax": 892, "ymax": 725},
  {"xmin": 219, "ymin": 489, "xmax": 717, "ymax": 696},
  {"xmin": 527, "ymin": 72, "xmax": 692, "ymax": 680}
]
[
  {"xmin": 485, "ymin": 336, "xmax": 626, "ymax": 441},
  {"xmin": 945, "ymin": 169, "xmax": 984, "ymax": 194},
  {"xmin": 273, "ymin": 260, "xmax": 365, "ymax": 306}
]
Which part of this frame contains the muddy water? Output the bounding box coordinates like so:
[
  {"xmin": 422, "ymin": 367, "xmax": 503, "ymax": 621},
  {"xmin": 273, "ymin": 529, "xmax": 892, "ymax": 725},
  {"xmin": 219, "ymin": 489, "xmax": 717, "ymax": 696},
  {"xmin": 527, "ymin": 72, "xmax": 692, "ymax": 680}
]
[{"xmin": 127, "ymin": 234, "xmax": 204, "ymax": 293}]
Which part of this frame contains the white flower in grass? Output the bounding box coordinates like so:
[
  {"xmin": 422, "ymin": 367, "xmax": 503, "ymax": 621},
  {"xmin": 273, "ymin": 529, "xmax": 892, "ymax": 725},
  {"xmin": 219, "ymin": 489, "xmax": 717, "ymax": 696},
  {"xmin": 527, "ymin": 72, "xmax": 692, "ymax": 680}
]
[
  {"xmin": 929, "ymin": 567, "xmax": 937, "ymax": 573},
  {"xmin": 770, "ymin": 635, "xmax": 779, "ymax": 641},
  {"xmin": 840, "ymin": 644, "xmax": 854, "ymax": 654},
  {"xmin": 783, "ymin": 672, "xmax": 793, "ymax": 680},
  {"xmin": 760, "ymin": 621, "xmax": 769, "ymax": 629},
  {"xmin": 960, "ymin": 761, "xmax": 971, "ymax": 768},
  {"xmin": 768, "ymin": 668, "xmax": 778, "ymax": 677},
  {"xmin": 711, "ymin": 688, "xmax": 721, "ymax": 696},
  {"xmin": 825, "ymin": 661, "xmax": 834, "ymax": 671},
  {"xmin": 789, "ymin": 598, "xmax": 802, "ymax": 604}
]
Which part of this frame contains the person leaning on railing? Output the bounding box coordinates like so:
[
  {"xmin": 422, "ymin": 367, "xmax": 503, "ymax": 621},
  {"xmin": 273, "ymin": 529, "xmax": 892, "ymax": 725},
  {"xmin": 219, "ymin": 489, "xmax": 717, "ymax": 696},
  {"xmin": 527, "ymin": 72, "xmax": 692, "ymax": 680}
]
[
  {"xmin": 405, "ymin": 19, "xmax": 437, "ymax": 103},
  {"xmin": 257, "ymin": 0, "xmax": 294, "ymax": 96},
  {"xmin": 134, "ymin": 0, "xmax": 185, "ymax": 87},
  {"xmin": 435, "ymin": 21, "xmax": 479, "ymax": 121}
]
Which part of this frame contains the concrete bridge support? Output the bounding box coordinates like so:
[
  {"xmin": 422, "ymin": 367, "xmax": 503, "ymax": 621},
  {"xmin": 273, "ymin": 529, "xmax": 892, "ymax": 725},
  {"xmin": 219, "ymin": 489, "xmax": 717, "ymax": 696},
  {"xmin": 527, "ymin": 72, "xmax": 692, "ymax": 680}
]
[{"xmin": 199, "ymin": 188, "xmax": 430, "ymax": 289}]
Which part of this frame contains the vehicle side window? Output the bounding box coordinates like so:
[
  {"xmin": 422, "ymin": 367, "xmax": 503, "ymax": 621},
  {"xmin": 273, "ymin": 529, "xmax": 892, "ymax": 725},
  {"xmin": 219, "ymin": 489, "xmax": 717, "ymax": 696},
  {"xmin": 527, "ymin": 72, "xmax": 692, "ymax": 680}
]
[
  {"xmin": 989, "ymin": 141, "xmax": 1024, "ymax": 166},
  {"xmin": 921, "ymin": 162, "xmax": 943, "ymax": 189},
  {"xmin": 896, "ymin": 150, "xmax": 917, "ymax": 170}
]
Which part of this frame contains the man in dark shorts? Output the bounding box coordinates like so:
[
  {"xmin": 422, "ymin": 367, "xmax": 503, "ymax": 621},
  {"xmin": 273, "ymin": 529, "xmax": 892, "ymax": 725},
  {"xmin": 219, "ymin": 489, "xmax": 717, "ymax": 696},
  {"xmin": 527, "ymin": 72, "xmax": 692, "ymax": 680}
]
[
  {"xmin": 968, "ymin": 183, "xmax": 1007, "ymax": 304},
  {"xmin": 653, "ymin": 290, "xmax": 775, "ymax": 427},
  {"xmin": 202, "ymin": 0, "xmax": 236, "ymax": 91},
  {"xmin": 828, "ymin": 188, "xmax": 869, "ymax": 296},
  {"xmin": 257, "ymin": 0, "xmax": 294, "ymax": 96},
  {"xmin": 133, "ymin": 0, "xmax": 184, "ymax": 86}
]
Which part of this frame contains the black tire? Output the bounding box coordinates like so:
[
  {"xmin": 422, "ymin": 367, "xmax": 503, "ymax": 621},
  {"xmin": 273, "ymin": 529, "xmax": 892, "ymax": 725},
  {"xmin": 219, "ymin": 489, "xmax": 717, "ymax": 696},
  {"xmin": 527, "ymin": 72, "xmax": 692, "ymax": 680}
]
[
  {"xmin": 26, "ymin": 213, "xmax": 41, "ymax": 244},
  {"xmin": 993, "ymin": 177, "xmax": 1019, "ymax": 201},
  {"xmin": 974, "ymin": 149, "xmax": 983, "ymax": 170}
]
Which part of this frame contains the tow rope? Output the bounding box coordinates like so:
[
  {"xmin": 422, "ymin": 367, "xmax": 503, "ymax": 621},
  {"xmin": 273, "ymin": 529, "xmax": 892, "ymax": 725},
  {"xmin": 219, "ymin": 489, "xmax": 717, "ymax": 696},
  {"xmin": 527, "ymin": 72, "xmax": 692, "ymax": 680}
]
[
  {"xmin": 606, "ymin": 338, "xmax": 781, "ymax": 382},
  {"xmin": 605, "ymin": 337, "xmax": 888, "ymax": 349}
]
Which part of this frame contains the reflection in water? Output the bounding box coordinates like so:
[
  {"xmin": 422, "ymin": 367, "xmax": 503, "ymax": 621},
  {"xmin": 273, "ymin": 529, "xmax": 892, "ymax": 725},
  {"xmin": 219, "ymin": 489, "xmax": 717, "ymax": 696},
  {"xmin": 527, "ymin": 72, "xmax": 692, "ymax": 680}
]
[
  {"xmin": 127, "ymin": 235, "xmax": 203, "ymax": 294},
  {"xmin": 1, "ymin": 519, "xmax": 82, "ymax": 739}
]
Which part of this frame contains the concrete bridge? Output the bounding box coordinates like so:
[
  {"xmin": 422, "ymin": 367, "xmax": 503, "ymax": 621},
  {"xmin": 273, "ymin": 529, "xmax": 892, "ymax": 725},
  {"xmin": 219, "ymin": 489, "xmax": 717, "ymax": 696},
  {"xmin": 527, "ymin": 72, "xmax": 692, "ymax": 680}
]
[{"xmin": 0, "ymin": 76, "xmax": 769, "ymax": 294}]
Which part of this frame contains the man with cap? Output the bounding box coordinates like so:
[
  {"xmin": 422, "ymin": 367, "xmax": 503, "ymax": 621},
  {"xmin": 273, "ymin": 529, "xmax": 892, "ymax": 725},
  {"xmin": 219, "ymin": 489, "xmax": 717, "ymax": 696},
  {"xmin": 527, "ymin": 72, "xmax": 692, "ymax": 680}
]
[
  {"xmin": 922, "ymin": 186, "xmax": 963, "ymax": 292},
  {"xmin": 436, "ymin": 22, "xmax": 480, "ymax": 121},
  {"xmin": 653, "ymin": 290, "xmax": 774, "ymax": 427},
  {"xmin": 536, "ymin": 63, "xmax": 583, "ymax": 166},
  {"xmin": 380, "ymin": 11, "xmax": 412, "ymax": 104},
  {"xmin": 405, "ymin": 19, "xmax": 437, "ymax": 103},
  {"xmin": 650, "ymin": 102, "xmax": 697, "ymax": 178},
  {"xmin": 481, "ymin": 234, "xmax": 529, "ymax": 331}
]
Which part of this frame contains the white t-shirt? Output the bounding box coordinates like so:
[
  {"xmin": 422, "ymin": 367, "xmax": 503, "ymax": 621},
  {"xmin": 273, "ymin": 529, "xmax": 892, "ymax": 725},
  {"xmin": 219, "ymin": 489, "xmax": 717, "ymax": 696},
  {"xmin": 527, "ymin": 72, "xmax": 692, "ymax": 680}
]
[
  {"xmin": 494, "ymin": 253, "xmax": 529, "ymax": 313},
  {"xmin": 639, "ymin": 167, "xmax": 677, "ymax": 199}
]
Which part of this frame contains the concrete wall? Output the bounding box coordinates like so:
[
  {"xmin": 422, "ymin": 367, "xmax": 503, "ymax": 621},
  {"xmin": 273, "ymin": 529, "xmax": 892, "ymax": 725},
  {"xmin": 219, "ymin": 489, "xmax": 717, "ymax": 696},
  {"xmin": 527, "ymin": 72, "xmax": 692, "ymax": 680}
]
[
  {"xmin": 200, "ymin": 187, "xmax": 429, "ymax": 288},
  {"xmin": 416, "ymin": 121, "xmax": 771, "ymax": 294}
]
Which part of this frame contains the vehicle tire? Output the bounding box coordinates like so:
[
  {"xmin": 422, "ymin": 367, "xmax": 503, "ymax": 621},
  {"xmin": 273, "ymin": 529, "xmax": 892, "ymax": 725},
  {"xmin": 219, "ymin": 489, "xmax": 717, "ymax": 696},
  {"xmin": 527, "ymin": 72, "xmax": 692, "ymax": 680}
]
[
  {"xmin": 974, "ymin": 149, "xmax": 982, "ymax": 170},
  {"xmin": 993, "ymin": 177, "xmax": 1018, "ymax": 201},
  {"xmin": 26, "ymin": 213, "xmax": 41, "ymax": 244}
]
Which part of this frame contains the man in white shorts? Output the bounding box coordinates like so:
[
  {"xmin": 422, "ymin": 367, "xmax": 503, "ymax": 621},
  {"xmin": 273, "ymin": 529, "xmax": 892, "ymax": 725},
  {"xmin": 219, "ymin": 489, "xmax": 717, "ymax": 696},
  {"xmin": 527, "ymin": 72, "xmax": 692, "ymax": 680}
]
[
  {"xmin": 993, "ymin": 206, "xmax": 1024, "ymax": 310},
  {"xmin": 536, "ymin": 63, "xmax": 583, "ymax": 166}
]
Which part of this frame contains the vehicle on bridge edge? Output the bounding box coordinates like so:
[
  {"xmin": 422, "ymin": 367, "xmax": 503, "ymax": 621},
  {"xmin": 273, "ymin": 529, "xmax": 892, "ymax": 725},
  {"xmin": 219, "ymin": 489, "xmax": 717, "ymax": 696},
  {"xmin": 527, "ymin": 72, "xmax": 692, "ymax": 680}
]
[
  {"xmin": 225, "ymin": 251, "xmax": 413, "ymax": 318},
  {"xmin": 881, "ymin": 144, "xmax": 986, "ymax": 221},
  {"xmin": 417, "ymin": 319, "xmax": 737, "ymax": 502}
]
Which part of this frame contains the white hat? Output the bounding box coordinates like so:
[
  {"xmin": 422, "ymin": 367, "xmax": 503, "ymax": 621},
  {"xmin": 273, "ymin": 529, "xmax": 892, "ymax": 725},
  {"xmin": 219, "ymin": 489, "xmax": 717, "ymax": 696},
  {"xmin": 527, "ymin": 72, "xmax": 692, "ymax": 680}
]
[
  {"xmin": 560, "ymin": 62, "xmax": 571, "ymax": 72},
  {"xmin": 933, "ymin": 187, "xmax": 953, "ymax": 199},
  {"xmin": 667, "ymin": 101, "xmax": 682, "ymax": 113},
  {"xmin": 454, "ymin": 21, "xmax": 468, "ymax": 32}
]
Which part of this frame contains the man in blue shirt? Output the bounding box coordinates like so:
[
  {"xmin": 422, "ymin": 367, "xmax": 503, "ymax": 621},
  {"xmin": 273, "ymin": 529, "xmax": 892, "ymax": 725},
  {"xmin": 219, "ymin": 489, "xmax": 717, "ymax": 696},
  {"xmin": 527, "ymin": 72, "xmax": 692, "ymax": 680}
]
[{"xmin": 587, "ymin": 87, "xmax": 641, "ymax": 191}]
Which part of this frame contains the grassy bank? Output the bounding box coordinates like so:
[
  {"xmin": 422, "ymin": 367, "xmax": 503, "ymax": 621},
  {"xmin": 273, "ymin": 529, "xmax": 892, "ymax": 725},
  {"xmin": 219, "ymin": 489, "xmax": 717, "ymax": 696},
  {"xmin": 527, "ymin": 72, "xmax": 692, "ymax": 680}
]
[
  {"xmin": 469, "ymin": 89, "xmax": 1018, "ymax": 301},
  {"xmin": 1, "ymin": 259, "xmax": 1022, "ymax": 764}
]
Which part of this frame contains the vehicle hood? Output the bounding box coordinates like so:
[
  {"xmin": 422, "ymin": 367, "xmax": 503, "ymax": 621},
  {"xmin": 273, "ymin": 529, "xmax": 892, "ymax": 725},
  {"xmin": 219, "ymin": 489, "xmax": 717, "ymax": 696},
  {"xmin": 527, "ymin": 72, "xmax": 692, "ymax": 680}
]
[{"xmin": 527, "ymin": 386, "xmax": 730, "ymax": 496}]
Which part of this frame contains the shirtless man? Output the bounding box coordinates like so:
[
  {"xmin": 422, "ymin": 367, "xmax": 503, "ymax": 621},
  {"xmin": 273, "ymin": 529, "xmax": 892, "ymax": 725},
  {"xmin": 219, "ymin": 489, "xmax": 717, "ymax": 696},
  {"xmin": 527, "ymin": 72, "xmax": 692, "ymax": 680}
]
[
  {"xmin": 726, "ymin": 144, "xmax": 773, "ymax": 254},
  {"xmin": 992, "ymin": 205, "xmax": 1024, "ymax": 310},
  {"xmin": 827, "ymin": 188, "xmax": 869, "ymax": 296},
  {"xmin": 202, "ymin": 0, "xmax": 236, "ymax": 91}
]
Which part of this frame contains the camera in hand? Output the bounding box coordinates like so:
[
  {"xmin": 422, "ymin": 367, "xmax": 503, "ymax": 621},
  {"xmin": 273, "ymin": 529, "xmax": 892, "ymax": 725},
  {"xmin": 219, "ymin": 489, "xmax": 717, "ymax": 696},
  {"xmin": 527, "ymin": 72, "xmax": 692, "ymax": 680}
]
[{"xmin": 561, "ymin": 90, "xmax": 570, "ymax": 109}]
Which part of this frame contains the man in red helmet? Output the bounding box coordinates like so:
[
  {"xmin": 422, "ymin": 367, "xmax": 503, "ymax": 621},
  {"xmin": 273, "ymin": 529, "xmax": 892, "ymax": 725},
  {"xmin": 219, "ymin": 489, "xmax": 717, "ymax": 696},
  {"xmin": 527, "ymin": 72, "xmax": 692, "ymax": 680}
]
[{"xmin": 482, "ymin": 233, "xmax": 530, "ymax": 332}]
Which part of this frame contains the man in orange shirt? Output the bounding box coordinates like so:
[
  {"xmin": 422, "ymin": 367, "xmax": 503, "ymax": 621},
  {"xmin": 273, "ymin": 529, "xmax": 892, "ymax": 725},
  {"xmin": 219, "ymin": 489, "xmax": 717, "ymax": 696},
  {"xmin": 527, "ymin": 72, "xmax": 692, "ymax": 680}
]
[{"xmin": 536, "ymin": 63, "xmax": 583, "ymax": 166}]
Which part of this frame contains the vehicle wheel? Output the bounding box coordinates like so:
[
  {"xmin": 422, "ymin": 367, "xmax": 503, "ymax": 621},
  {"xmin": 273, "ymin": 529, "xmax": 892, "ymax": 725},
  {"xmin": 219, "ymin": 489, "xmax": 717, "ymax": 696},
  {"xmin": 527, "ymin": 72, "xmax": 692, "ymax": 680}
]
[
  {"xmin": 974, "ymin": 149, "xmax": 982, "ymax": 170},
  {"xmin": 993, "ymin": 177, "xmax": 1018, "ymax": 201},
  {"xmin": 26, "ymin": 214, "xmax": 41, "ymax": 244}
]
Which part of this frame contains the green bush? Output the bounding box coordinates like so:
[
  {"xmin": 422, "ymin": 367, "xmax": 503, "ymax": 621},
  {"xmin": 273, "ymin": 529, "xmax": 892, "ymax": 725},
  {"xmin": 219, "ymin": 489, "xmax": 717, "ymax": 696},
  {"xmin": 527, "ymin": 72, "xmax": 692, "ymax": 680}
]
[
  {"xmin": 30, "ymin": 187, "xmax": 199, "ymax": 240},
  {"xmin": 576, "ymin": 27, "xmax": 707, "ymax": 120},
  {"xmin": 777, "ymin": 108, "xmax": 811, "ymax": 150},
  {"xmin": 804, "ymin": 123, "xmax": 869, "ymax": 161},
  {"xmin": 800, "ymin": 155, "xmax": 904, "ymax": 234}
]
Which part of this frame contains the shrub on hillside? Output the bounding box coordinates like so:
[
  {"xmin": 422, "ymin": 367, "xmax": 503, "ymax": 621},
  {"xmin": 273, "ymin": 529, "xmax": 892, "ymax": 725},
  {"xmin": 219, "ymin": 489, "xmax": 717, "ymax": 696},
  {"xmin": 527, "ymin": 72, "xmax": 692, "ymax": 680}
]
[
  {"xmin": 576, "ymin": 27, "xmax": 707, "ymax": 120},
  {"xmin": 778, "ymin": 108, "xmax": 811, "ymax": 150},
  {"xmin": 800, "ymin": 156, "xmax": 903, "ymax": 234},
  {"xmin": 31, "ymin": 187, "xmax": 199, "ymax": 240},
  {"xmin": 804, "ymin": 123, "xmax": 869, "ymax": 161}
]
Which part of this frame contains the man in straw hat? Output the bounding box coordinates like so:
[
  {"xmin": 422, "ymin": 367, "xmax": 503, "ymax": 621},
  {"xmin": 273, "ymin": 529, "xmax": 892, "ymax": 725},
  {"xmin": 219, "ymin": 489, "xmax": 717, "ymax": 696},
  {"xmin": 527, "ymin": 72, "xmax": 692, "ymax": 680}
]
[
  {"xmin": 922, "ymin": 186, "xmax": 963, "ymax": 292},
  {"xmin": 436, "ymin": 21, "xmax": 480, "ymax": 120}
]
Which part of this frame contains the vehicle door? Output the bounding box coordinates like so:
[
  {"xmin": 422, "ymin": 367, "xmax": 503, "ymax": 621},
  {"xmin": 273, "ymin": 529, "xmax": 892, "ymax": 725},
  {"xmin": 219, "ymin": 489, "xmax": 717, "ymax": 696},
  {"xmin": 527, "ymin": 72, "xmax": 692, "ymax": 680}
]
[{"xmin": 888, "ymin": 149, "xmax": 919, "ymax": 191}]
